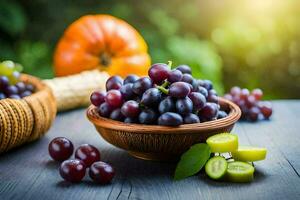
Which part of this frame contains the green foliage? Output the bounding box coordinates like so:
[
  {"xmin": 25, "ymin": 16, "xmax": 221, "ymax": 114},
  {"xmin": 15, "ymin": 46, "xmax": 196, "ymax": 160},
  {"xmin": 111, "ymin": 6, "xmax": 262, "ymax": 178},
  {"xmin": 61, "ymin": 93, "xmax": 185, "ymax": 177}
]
[
  {"xmin": 0, "ymin": 0, "xmax": 27, "ymax": 36},
  {"xmin": 0, "ymin": 0, "xmax": 299, "ymax": 98}
]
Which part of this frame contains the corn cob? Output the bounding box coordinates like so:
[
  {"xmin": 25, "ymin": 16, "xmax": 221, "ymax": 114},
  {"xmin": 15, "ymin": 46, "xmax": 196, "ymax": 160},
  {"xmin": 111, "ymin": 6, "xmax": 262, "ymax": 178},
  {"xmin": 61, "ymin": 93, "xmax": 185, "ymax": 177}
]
[{"xmin": 43, "ymin": 70, "xmax": 109, "ymax": 111}]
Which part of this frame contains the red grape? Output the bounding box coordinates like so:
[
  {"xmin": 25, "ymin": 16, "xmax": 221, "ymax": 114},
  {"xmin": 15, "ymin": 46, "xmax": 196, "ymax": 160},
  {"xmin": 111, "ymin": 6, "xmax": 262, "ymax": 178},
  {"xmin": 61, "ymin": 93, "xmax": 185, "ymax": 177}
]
[
  {"xmin": 90, "ymin": 91, "xmax": 106, "ymax": 107},
  {"xmin": 75, "ymin": 144, "xmax": 101, "ymax": 167},
  {"xmin": 89, "ymin": 161, "xmax": 115, "ymax": 184},
  {"xmin": 148, "ymin": 63, "xmax": 170, "ymax": 84},
  {"xmin": 59, "ymin": 159, "xmax": 86, "ymax": 182},
  {"xmin": 105, "ymin": 90, "xmax": 123, "ymax": 108},
  {"xmin": 121, "ymin": 100, "xmax": 140, "ymax": 118},
  {"xmin": 259, "ymin": 101, "xmax": 272, "ymax": 119},
  {"xmin": 230, "ymin": 86, "xmax": 241, "ymax": 96},
  {"xmin": 252, "ymin": 88, "xmax": 263, "ymax": 100},
  {"xmin": 199, "ymin": 103, "xmax": 218, "ymax": 120},
  {"xmin": 48, "ymin": 137, "xmax": 74, "ymax": 162}
]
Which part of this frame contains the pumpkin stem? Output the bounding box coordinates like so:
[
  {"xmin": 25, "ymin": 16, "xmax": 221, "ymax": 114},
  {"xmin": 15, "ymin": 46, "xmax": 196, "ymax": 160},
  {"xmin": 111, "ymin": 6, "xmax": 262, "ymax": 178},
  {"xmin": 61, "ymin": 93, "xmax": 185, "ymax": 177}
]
[{"xmin": 100, "ymin": 53, "xmax": 111, "ymax": 66}]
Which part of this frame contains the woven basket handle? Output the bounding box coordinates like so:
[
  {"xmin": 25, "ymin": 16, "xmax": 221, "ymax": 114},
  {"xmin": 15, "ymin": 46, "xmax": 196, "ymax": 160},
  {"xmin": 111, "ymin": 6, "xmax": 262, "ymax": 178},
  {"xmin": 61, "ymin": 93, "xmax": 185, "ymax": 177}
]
[{"xmin": 43, "ymin": 70, "xmax": 109, "ymax": 111}]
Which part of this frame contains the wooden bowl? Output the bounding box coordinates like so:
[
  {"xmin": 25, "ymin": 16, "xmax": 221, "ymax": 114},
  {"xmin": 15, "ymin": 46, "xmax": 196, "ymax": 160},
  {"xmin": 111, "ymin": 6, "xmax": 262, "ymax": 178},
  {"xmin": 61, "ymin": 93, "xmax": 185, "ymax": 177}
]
[
  {"xmin": 0, "ymin": 74, "xmax": 57, "ymax": 154},
  {"xmin": 87, "ymin": 97, "xmax": 241, "ymax": 161}
]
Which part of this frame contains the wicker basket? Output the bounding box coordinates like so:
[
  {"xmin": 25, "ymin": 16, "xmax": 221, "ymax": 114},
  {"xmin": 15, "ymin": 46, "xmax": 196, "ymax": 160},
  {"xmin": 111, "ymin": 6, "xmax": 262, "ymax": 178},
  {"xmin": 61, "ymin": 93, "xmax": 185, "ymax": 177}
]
[
  {"xmin": 87, "ymin": 97, "xmax": 241, "ymax": 161},
  {"xmin": 0, "ymin": 74, "xmax": 57, "ymax": 153}
]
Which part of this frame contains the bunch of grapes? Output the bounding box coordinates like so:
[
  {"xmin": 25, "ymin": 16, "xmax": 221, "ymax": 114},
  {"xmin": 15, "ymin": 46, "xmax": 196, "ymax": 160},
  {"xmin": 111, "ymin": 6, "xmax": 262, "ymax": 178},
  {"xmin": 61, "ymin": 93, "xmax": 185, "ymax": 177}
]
[
  {"xmin": 90, "ymin": 63, "xmax": 228, "ymax": 126},
  {"xmin": 223, "ymin": 87, "xmax": 272, "ymax": 122},
  {"xmin": 0, "ymin": 60, "xmax": 35, "ymax": 100}
]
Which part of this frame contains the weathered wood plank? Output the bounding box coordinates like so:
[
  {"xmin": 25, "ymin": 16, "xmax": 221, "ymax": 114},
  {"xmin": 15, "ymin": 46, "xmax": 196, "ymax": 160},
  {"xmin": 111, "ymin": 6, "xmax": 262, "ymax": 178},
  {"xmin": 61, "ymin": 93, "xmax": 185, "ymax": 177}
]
[{"xmin": 0, "ymin": 101, "xmax": 300, "ymax": 200}]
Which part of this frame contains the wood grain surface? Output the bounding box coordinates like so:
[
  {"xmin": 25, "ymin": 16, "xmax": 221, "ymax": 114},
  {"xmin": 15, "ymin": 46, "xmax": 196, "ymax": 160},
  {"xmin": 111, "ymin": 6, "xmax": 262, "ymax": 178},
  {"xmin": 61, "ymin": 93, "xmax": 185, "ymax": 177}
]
[{"xmin": 0, "ymin": 100, "xmax": 300, "ymax": 200}]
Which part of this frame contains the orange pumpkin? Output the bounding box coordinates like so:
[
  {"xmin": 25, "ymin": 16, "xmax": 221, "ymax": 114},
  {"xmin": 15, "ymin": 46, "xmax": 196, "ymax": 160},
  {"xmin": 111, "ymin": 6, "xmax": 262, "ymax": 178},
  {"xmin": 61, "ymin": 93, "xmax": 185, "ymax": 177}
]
[{"xmin": 54, "ymin": 15, "xmax": 151, "ymax": 77}]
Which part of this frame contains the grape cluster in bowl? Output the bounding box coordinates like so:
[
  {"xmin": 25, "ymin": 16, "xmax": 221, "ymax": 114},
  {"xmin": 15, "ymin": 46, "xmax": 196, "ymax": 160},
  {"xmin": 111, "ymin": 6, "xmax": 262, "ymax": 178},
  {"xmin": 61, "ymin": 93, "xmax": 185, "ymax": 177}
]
[
  {"xmin": 0, "ymin": 60, "xmax": 35, "ymax": 99},
  {"xmin": 224, "ymin": 87, "xmax": 272, "ymax": 122},
  {"xmin": 90, "ymin": 63, "xmax": 227, "ymax": 126}
]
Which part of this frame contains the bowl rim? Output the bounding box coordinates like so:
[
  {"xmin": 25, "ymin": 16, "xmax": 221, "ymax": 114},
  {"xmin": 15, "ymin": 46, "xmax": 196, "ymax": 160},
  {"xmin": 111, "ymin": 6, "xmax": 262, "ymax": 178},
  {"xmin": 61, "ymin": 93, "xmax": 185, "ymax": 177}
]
[{"xmin": 86, "ymin": 97, "xmax": 241, "ymax": 134}]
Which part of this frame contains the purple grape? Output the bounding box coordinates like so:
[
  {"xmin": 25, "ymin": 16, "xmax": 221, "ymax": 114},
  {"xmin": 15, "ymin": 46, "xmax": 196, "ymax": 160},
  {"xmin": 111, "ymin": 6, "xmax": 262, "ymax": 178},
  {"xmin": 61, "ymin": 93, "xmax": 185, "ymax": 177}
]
[
  {"xmin": 20, "ymin": 91, "xmax": 32, "ymax": 98},
  {"xmin": 8, "ymin": 94, "xmax": 21, "ymax": 99},
  {"xmin": 167, "ymin": 69, "xmax": 182, "ymax": 83},
  {"xmin": 132, "ymin": 77, "xmax": 153, "ymax": 95},
  {"xmin": 138, "ymin": 109, "xmax": 157, "ymax": 124},
  {"xmin": 199, "ymin": 103, "xmax": 218, "ymax": 120},
  {"xmin": 110, "ymin": 108, "xmax": 125, "ymax": 121},
  {"xmin": 168, "ymin": 82, "xmax": 191, "ymax": 98},
  {"xmin": 176, "ymin": 97, "xmax": 193, "ymax": 115},
  {"xmin": 0, "ymin": 76, "xmax": 9, "ymax": 90},
  {"xmin": 201, "ymin": 80, "xmax": 213, "ymax": 90},
  {"xmin": 98, "ymin": 102, "xmax": 113, "ymax": 117},
  {"xmin": 207, "ymin": 94, "xmax": 219, "ymax": 103},
  {"xmin": 25, "ymin": 84, "xmax": 35, "ymax": 93},
  {"xmin": 124, "ymin": 74, "xmax": 139, "ymax": 84},
  {"xmin": 16, "ymin": 82, "xmax": 26, "ymax": 93},
  {"xmin": 124, "ymin": 117, "xmax": 139, "ymax": 124},
  {"xmin": 175, "ymin": 65, "xmax": 191, "ymax": 74},
  {"xmin": 188, "ymin": 92, "xmax": 206, "ymax": 110},
  {"xmin": 194, "ymin": 86, "xmax": 208, "ymax": 98},
  {"xmin": 120, "ymin": 83, "xmax": 135, "ymax": 100},
  {"xmin": 181, "ymin": 74, "xmax": 194, "ymax": 84},
  {"xmin": 158, "ymin": 112, "xmax": 183, "ymax": 126},
  {"xmin": 184, "ymin": 113, "xmax": 200, "ymax": 124},
  {"xmin": 141, "ymin": 88, "xmax": 162, "ymax": 106},
  {"xmin": 158, "ymin": 96, "xmax": 175, "ymax": 114},
  {"xmin": 0, "ymin": 93, "xmax": 6, "ymax": 99},
  {"xmin": 5, "ymin": 85, "xmax": 18, "ymax": 95},
  {"xmin": 106, "ymin": 76, "xmax": 123, "ymax": 91},
  {"xmin": 217, "ymin": 111, "xmax": 228, "ymax": 119}
]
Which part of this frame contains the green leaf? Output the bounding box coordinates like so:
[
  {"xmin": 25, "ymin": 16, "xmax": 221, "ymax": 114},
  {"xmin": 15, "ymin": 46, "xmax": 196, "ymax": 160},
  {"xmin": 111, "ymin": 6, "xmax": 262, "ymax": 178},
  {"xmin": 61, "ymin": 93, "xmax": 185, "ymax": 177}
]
[{"xmin": 174, "ymin": 143, "xmax": 211, "ymax": 181}]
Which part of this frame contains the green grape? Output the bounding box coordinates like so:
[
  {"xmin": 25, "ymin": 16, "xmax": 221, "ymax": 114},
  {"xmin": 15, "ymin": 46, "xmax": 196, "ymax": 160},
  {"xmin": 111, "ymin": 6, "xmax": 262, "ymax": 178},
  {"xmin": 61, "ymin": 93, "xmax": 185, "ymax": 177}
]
[
  {"xmin": 14, "ymin": 63, "xmax": 23, "ymax": 72},
  {"xmin": 0, "ymin": 61, "xmax": 14, "ymax": 77},
  {"xmin": 8, "ymin": 71, "xmax": 21, "ymax": 85}
]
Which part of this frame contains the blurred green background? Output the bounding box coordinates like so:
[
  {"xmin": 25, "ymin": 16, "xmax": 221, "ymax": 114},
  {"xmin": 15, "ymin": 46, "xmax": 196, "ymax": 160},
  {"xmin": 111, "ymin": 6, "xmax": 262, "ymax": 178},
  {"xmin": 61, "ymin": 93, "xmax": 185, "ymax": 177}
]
[{"xmin": 0, "ymin": 0, "xmax": 300, "ymax": 98}]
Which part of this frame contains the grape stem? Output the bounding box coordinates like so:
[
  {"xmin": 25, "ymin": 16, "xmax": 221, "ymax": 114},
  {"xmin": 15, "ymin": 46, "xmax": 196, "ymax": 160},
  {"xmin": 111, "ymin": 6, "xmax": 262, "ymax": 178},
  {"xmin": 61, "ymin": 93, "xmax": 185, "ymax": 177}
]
[
  {"xmin": 156, "ymin": 81, "xmax": 170, "ymax": 95},
  {"xmin": 156, "ymin": 86, "xmax": 168, "ymax": 95},
  {"xmin": 167, "ymin": 61, "xmax": 172, "ymax": 69}
]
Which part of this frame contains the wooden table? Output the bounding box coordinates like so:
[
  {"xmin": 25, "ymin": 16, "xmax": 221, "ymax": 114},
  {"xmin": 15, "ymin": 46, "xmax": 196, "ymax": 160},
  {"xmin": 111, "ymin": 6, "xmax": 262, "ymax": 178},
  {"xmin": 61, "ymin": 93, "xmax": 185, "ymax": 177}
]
[{"xmin": 1, "ymin": 100, "xmax": 300, "ymax": 200}]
